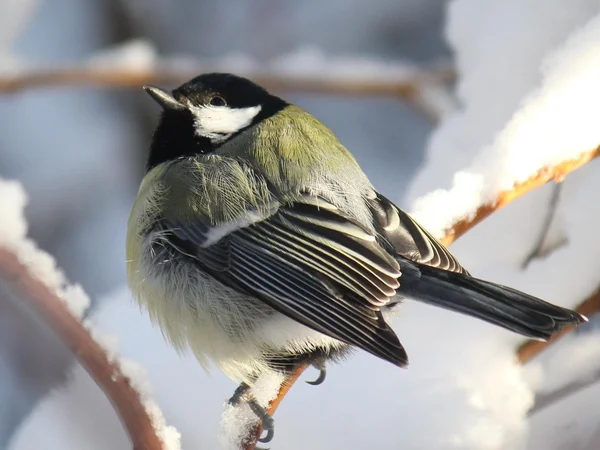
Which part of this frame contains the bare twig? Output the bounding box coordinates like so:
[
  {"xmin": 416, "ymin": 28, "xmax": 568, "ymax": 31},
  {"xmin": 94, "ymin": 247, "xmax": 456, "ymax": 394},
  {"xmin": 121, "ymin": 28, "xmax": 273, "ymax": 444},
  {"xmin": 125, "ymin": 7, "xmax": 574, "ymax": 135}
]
[
  {"xmin": 0, "ymin": 248, "xmax": 167, "ymax": 450},
  {"xmin": 521, "ymin": 184, "xmax": 563, "ymax": 269},
  {"xmin": 526, "ymin": 285, "xmax": 600, "ymax": 416},
  {"xmin": 0, "ymin": 61, "xmax": 455, "ymax": 124},
  {"xmin": 529, "ymin": 328, "xmax": 600, "ymax": 415},
  {"xmin": 0, "ymin": 64, "xmax": 455, "ymax": 97},
  {"xmin": 243, "ymin": 145, "xmax": 600, "ymax": 449}
]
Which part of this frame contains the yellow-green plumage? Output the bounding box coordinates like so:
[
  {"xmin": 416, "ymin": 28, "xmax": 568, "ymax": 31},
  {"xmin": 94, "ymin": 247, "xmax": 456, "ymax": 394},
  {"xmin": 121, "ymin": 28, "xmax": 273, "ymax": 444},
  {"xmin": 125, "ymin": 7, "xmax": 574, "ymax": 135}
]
[
  {"xmin": 126, "ymin": 103, "xmax": 372, "ymax": 382},
  {"xmin": 225, "ymin": 105, "xmax": 363, "ymax": 193}
]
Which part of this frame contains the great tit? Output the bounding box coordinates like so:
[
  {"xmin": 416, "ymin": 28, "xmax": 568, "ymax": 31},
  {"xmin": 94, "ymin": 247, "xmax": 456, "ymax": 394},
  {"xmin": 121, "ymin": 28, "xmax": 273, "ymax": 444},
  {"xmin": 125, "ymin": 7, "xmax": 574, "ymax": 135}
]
[{"xmin": 127, "ymin": 73, "xmax": 586, "ymax": 442}]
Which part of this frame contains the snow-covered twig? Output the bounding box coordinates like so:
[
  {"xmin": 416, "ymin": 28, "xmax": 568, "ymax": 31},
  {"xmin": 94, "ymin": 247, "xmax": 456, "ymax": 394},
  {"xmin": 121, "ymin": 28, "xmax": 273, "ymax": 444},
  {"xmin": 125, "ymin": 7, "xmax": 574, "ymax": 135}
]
[
  {"xmin": 0, "ymin": 41, "xmax": 454, "ymax": 123},
  {"xmin": 0, "ymin": 247, "xmax": 174, "ymax": 450},
  {"xmin": 241, "ymin": 145, "xmax": 600, "ymax": 449},
  {"xmin": 240, "ymin": 363, "xmax": 309, "ymax": 450},
  {"xmin": 0, "ymin": 66, "xmax": 454, "ymax": 125},
  {"xmin": 439, "ymin": 145, "xmax": 600, "ymax": 247}
]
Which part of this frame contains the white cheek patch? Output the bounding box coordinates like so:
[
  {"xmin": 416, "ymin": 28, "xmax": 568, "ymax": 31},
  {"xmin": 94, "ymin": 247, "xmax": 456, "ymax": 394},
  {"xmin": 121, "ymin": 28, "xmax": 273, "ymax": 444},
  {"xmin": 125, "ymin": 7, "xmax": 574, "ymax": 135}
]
[{"xmin": 189, "ymin": 104, "xmax": 262, "ymax": 142}]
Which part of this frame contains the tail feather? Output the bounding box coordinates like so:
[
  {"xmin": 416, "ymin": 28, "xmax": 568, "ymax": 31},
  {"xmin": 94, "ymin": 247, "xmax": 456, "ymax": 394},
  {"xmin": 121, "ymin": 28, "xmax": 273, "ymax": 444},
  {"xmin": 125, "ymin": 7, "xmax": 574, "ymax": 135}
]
[{"xmin": 397, "ymin": 260, "xmax": 587, "ymax": 340}]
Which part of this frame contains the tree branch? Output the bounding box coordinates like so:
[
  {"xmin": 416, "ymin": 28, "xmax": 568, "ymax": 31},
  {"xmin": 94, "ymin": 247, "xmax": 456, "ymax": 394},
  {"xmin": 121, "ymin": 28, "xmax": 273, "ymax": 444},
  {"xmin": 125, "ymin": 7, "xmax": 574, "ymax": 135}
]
[
  {"xmin": 525, "ymin": 285, "xmax": 600, "ymax": 417},
  {"xmin": 527, "ymin": 303, "xmax": 600, "ymax": 413},
  {"xmin": 0, "ymin": 62, "xmax": 454, "ymax": 124},
  {"xmin": 242, "ymin": 363, "xmax": 310, "ymax": 450},
  {"xmin": 242, "ymin": 145, "xmax": 600, "ymax": 449},
  {"xmin": 518, "ymin": 285, "xmax": 600, "ymax": 364},
  {"xmin": 521, "ymin": 184, "xmax": 563, "ymax": 269},
  {"xmin": 0, "ymin": 248, "xmax": 168, "ymax": 450},
  {"xmin": 0, "ymin": 63, "xmax": 455, "ymax": 96},
  {"xmin": 439, "ymin": 146, "xmax": 600, "ymax": 247}
]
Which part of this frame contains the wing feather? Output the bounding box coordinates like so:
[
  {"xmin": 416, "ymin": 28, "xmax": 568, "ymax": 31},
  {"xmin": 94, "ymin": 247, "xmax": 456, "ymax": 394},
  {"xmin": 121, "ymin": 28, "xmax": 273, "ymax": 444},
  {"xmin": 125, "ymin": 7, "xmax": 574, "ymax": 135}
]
[
  {"xmin": 158, "ymin": 195, "xmax": 408, "ymax": 366},
  {"xmin": 369, "ymin": 193, "xmax": 468, "ymax": 274},
  {"xmin": 229, "ymin": 238, "xmax": 405, "ymax": 363}
]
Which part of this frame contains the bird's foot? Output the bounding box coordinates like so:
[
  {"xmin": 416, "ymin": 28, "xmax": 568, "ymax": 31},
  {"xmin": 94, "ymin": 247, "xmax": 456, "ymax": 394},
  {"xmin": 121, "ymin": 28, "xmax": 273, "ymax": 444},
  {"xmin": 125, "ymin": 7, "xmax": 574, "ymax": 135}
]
[
  {"xmin": 228, "ymin": 382, "xmax": 251, "ymax": 405},
  {"xmin": 228, "ymin": 382, "xmax": 275, "ymax": 447},
  {"xmin": 248, "ymin": 399, "xmax": 275, "ymax": 444}
]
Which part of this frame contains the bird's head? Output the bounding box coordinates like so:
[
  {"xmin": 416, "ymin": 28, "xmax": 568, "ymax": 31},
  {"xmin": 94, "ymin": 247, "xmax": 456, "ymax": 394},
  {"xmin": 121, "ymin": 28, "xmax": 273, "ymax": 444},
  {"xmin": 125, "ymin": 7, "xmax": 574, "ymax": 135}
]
[{"xmin": 144, "ymin": 73, "xmax": 287, "ymax": 170}]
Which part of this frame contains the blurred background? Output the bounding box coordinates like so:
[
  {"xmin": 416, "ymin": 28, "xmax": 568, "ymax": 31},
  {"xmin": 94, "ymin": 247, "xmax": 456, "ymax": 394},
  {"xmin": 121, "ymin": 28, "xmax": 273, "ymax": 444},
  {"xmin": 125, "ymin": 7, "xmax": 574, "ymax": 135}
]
[{"xmin": 0, "ymin": 0, "xmax": 449, "ymax": 446}]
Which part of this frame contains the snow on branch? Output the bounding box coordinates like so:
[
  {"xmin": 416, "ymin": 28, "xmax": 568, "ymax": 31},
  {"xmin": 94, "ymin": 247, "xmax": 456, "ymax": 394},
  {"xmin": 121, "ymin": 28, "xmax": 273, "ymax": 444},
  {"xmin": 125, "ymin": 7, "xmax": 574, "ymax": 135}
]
[
  {"xmin": 439, "ymin": 145, "xmax": 600, "ymax": 248},
  {"xmin": 239, "ymin": 364, "xmax": 309, "ymax": 450},
  {"xmin": 0, "ymin": 179, "xmax": 180, "ymax": 450},
  {"xmin": 0, "ymin": 41, "xmax": 455, "ymax": 123}
]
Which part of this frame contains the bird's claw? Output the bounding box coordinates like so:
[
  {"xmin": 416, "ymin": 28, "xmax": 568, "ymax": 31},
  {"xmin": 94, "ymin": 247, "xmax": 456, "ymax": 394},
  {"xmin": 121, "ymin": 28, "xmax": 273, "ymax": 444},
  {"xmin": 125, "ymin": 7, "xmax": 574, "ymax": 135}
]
[
  {"xmin": 258, "ymin": 426, "xmax": 274, "ymax": 444},
  {"xmin": 306, "ymin": 362, "xmax": 327, "ymax": 386},
  {"xmin": 228, "ymin": 382, "xmax": 275, "ymax": 447},
  {"xmin": 248, "ymin": 398, "xmax": 275, "ymax": 443}
]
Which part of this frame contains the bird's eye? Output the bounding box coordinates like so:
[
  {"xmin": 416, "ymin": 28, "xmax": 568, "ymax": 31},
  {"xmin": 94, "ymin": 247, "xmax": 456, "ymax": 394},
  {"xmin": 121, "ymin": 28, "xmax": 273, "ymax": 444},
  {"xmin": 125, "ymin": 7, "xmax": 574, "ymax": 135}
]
[{"xmin": 209, "ymin": 96, "xmax": 227, "ymax": 107}]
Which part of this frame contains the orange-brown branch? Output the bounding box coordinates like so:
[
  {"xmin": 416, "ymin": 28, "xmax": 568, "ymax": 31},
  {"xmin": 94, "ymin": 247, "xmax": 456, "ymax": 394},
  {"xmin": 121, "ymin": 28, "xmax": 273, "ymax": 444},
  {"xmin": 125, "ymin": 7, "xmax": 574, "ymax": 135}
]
[
  {"xmin": 440, "ymin": 145, "xmax": 600, "ymax": 247},
  {"xmin": 243, "ymin": 145, "xmax": 600, "ymax": 449},
  {"xmin": 0, "ymin": 248, "xmax": 166, "ymax": 450},
  {"xmin": 518, "ymin": 285, "xmax": 600, "ymax": 364},
  {"xmin": 242, "ymin": 363, "xmax": 310, "ymax": 450}
]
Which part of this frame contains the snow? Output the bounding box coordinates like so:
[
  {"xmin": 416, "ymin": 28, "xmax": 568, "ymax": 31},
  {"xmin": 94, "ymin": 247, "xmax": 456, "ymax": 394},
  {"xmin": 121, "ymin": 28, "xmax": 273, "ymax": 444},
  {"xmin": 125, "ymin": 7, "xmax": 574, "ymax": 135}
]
[
  {"xmin": 268, "ymin": 46, "xmax": 417, "ymax": 81},
  {"xmin": 156, "ymin": 44, "xmax": 422, "ymax": 82},
  {"xmin": 218, "ymin": 370, "xmax": 284, "ymax": 448},
  {"xmin": 0, "ymin": 177, "xmax": 180, "ymax": 449},
  {"xmin": 407, "ymin": 0, "xmax": 600, "ymax": 268},
  {"xmin": 0, "ymin": 179, "xmax": 28, "ymax": 249},
  {"xmin": 0, "ymin": 41, "xmax": 425, "ymax": 89},
  {"xmin": 85, "ymin": 326, "xmax": 182, "ymax": 449},
  {"xmin": 117, "ymin": 358, "xmax": 182, "ymax": 449},
  {"xmin": 87, "ymin": 39, "xmax": 158, "ymax": 69},
  {"xmin": 411, "ymin": 9, "xmax": 600, "ymax": 239},
  {"xmin": 0, "ymin": 178, "xmax": 90, "ymax": 318}
]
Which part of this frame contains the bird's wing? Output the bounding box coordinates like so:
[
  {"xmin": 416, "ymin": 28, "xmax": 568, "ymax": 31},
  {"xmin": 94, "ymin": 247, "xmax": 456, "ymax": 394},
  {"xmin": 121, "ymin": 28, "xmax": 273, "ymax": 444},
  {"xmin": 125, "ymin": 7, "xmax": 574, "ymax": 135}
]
[
  {"xmin": 368, "ymin": 192, "xmax": 469, "ymax": 274},
  {"xmin": 157, "ymin": 194, "xmax": 408, "ymax": 366}
]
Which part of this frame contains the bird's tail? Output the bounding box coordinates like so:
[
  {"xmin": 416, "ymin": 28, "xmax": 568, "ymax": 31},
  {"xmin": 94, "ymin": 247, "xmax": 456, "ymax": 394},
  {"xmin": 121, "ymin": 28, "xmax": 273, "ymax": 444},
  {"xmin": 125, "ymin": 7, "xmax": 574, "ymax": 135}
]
[{"xmin": 397, "ymin": 260, "xmax": 587, "ymax": 340}]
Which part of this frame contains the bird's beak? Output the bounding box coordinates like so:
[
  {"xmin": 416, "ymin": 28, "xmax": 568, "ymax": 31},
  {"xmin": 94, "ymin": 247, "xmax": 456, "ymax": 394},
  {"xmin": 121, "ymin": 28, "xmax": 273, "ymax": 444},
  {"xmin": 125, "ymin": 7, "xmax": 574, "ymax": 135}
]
[{"xmin": 143, "ymin": 86, "xmax": 185, "ymax": 111}]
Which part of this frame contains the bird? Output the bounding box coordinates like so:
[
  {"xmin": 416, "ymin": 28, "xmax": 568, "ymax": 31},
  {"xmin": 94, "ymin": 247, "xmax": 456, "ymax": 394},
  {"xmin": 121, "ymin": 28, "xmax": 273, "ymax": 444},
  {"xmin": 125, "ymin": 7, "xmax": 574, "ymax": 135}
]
[{"xmin": 126, "ymin": 72, "xmax": 587, "ymax": 444}]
